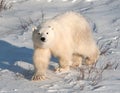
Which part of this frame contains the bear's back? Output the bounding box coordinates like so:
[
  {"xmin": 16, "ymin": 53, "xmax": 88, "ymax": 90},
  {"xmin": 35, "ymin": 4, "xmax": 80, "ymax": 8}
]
[
  {"xmin": 52, "ymin": 12, "xmax": 92, "ymax": 40},
  {"xmin": 52, "ymin": 12, "xmax": 91, "ymax": 34}
]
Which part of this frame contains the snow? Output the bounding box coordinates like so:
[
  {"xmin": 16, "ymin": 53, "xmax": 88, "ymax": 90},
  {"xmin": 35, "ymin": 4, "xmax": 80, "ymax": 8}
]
[{"xmin": 0, "ymin": 0, "xmax": 120, "ymax": 93}]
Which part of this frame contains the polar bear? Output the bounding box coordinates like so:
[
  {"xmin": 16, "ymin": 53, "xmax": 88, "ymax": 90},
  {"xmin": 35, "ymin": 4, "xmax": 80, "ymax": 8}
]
[{"xmin": 32, "ymin": 12, "xmax": 100, "ymax": 81}]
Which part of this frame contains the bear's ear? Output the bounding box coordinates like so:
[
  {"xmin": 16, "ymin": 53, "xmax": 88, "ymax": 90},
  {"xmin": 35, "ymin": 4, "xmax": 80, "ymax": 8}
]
[
  {"xmin": 32, "ymin": 26, "xmax": 37, "ymax": 32},
  {"xmin": 48, "ymin": 26, "xmax": 54, "ymax": 30}
]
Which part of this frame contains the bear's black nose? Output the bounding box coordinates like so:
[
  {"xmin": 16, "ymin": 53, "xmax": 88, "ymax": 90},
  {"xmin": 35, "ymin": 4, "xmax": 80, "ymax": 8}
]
[{"xmin": 40, "ymin": 37, "xmax": 46, "ymax": 42}]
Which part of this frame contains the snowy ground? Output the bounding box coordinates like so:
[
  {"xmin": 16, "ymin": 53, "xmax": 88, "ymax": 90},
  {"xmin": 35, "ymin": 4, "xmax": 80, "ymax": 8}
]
[{"xmin": 0, "ymin": 0, "xmax": 120, "ymax": 93}]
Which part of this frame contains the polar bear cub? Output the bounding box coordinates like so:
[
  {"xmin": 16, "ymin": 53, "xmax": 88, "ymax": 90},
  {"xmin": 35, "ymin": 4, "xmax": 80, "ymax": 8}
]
[{"xmin": 32, "ymin": 12, "xmax": 100, "ymax": 81}]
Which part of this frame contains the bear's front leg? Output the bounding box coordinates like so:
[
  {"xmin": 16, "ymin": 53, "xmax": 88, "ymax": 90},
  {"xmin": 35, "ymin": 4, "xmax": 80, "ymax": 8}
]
[
  {"xmin": 55, "ymin": 55, "xmax": 72, "ymax": 73},
  {"xmin": 32, "ymin": 48, "xmax": 51, "ymax": 81}
]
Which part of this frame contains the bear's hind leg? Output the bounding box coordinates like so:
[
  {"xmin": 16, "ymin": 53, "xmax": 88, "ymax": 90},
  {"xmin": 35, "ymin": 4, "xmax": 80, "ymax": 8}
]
[
  {"xmin": 85, "ymin": 51, "xmax": 99, "ymax": 65},
  {"xmin": 71, "ymin": 54, "xmax": 83, "ymax": 68}
]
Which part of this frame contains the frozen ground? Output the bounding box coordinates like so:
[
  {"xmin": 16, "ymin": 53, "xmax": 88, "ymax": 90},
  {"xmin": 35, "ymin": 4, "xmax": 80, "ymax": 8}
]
[{"xmin": 0, "ymin": 0, "xmax": 120, "ymax": 93}]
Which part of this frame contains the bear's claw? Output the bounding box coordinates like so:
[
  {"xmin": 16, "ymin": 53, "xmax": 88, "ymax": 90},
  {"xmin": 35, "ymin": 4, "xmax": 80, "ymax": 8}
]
[
  {"xmin": 55, "ymin": 66, "xmax": 70, "ymax": 73},
  {"xmin": 32, "ymin": 74, "xmax": 46, "ymax": 81}
]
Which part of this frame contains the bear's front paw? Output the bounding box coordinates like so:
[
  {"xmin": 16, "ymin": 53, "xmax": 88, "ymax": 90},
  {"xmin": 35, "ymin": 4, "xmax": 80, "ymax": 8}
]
[
  {"xmin": 55, "ymin": 66, "xmax": 70, "ymax": 73},
  {"xmin": 32, "ymin": 74, "xmax": 46, "ymax": 81}
]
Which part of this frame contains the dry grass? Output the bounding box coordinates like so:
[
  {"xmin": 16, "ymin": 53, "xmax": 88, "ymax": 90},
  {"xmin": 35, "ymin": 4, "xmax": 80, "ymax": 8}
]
[
  {"xmin": 0, "ymin": 0, "xmax": 12, "ymax": 12},
  {"xmin": 97, "ymin": 35, "xmax": 120, "ymax": 56},
  {"xmin": 19, "ymin": 17, "xmax": 34, "ymax": 31},
  {"xmin": 66, "ymin": 61, "xmax": 119, "ymax": 90},
  {"xmin": 19, "ymin": 11, "xmax": 45, "ymax": 31},
  {"xmin": 76, "ymin": 64, "xmax": 103, "ymax": 86}
]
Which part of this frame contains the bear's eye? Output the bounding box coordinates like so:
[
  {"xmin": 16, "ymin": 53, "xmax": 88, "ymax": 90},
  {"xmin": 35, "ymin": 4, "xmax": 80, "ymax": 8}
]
[
  {"xmin": 38, "ymin": 33, "xmax": 40, "ymax": 35},
  {"xmin": 46, "ymin": 32, "xmax": 48, "ymax": 34}
]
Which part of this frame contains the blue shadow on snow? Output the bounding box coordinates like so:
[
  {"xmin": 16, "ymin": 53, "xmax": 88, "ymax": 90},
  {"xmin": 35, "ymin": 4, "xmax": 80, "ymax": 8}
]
[
  {"xmin": 0, "ymin": 40, "xmax": 58, "ymax": 79},
  {"xmin": 0, "ymin": 40, "xmax": 33, "ymax": 79}
]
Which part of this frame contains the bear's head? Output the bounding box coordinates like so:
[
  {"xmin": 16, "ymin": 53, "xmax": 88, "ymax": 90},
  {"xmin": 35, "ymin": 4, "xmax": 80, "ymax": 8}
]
[{"xmin": 32, "ymin": 24, "xmax": 55, "ymax": 48}]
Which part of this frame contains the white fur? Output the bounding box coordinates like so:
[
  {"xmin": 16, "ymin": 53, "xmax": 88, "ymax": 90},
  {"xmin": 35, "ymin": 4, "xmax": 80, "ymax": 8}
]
[{"xmin": 32, "ymin": 11, "xmax": 100, "ymax": 81}]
